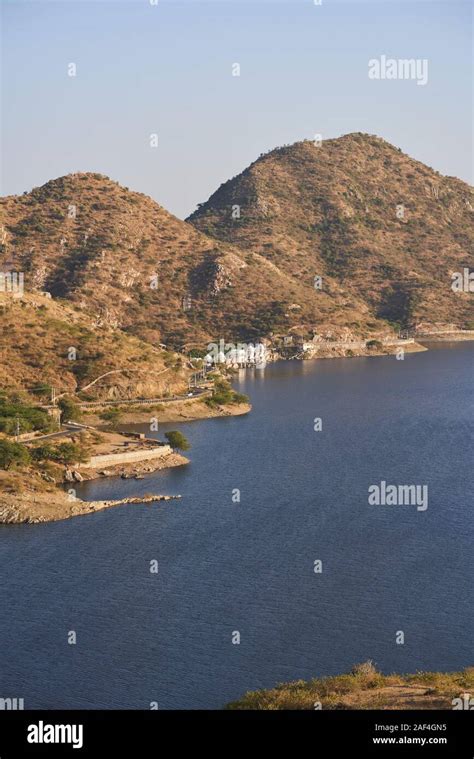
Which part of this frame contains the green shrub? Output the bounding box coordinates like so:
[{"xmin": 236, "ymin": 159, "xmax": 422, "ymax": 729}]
[
  {"xmin": 31, "ymin": 442, "xmax": 89, "ymax": 465},
  {"xmin": 58, "ymin": 397, "xmax": 82, "ymax": 422},
  {"xmin": 30, "ymin": 383, "xmax": 53, "ymax": 399},
  {"xmin": 99, "ymin": 407, "xmax": 122, "ymax": 428},
  {"xmin": 206, "ymin": 379, "xmax": 249, "ymax": 406},
  {"xmin": 0, "ymin": 440, "xmax": 31, "ymax": 470},
  {"xmin": 232, "ymin": 392, "xmax": 249, "ymax": 404},
  {"xmin": 0, "ymin": 395, "xmax": 53, "ymax": 433},
  {"xmin": 165, "ymin": 431, "xmax": 190, "ymax": 452}
]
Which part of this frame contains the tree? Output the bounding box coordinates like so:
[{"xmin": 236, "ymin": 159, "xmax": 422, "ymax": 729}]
[
  {"xmin": 165, "ymin": 430, "xmax": 190, "ymax": 452},
  {"xmin": 30, "ymin": 383, "xmax": 53, "ymax": 400},
  {"xmin": 206, "ymin": 379, "xmax": 249, "ymax": 407},
  {"xmin": 31, "ymin": 442, "xmax": 89, "ymax": 465},
  {"xmin": 99, "ymin": 407, "xmax": 122, "ymax": 429},
  {"xmin": 58, "ymin": 397, "xmax": 82, "ymax": 422},
  {"xmin": 0, "ymin": 440, "xmax": 31, "ymax": 470},
  {"xmin": 366, "ymin": 339, "xmax": 383, "ymax": 349},
  {"xmin": 0, "ymin": 394, "xmax": 53, "ymax": 434}
]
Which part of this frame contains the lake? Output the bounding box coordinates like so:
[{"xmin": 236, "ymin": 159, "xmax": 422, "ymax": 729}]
[{"xmin": 0, "ymin": 343, "xmax": 472, "ymax": 709}]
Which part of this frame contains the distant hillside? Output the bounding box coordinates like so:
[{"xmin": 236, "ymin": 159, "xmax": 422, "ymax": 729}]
[
  {"xmin": 1, "ymin": 134, "xmax": 473, "ymax": 395},
  {"xmin": 226, "ymin": 663, "xmax": 474, "ymax": 710},
  {"xmin": 189, "ymin": 133, "xmax": 474, "ymax": 330},
  {"xmin": 0, "ymin": 169, "xmax": 392, "ymax": 352},
  {"xmin": 2, "ymin": 174, "xmax": 374, "ymax": 348}
]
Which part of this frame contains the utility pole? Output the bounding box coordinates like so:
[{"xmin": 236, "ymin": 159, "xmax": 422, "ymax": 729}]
[
  {"xmin": 15, "ymin": 416, "xmax": 20, "ymax": 441},
  {"xmin": 50, "ymin": 387, "xmax": 61, "ymax": 430}
]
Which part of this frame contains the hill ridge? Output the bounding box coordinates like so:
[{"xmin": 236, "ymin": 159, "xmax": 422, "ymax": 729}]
[{"xmin": 188, "ymin": 132, "xmax": 474, "ymax": 330}]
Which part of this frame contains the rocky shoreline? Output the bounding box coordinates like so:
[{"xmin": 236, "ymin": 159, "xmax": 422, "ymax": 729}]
[
  {"xmin": 0, "ymin": 449, "xmax": 188, "ymax": 524},
  {"xmin": 83, "ymin": 400, "xmax": 251, "ymax": 426},
  {"xmin": 0, "ymin": 490, "xmax": 182, "ymax": 525},
  {"xmin": 0, "ymin": 401, "xmax": 252, "ymax": 525},
  {"xmin": 70, "ymin": 451, "xmax": 189, "ymax": 482}
]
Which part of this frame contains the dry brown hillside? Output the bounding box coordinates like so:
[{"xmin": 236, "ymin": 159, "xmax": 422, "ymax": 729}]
[
  {"xmin": 189, "ymin": 133, "xmax": 474, "ymax": 330},
  {"xmin": 0, "ymin": 292, "xmax": 189, "ymax": 401},
  {"xmin": 1, "ymin": 134, "xmax": 472, "ymax": 371},
  {"xmin": 0, "ymin": 169, "xmax": 391, "ymax": 351}
]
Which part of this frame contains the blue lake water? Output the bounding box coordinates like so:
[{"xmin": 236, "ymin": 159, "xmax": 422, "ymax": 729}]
[{"xmin": 0, "ymin": 343, "xmax": 472, "ymax": 709}]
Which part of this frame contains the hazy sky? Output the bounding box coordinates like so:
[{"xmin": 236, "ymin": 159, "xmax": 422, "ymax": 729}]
[{"xmin": 1, "ymin": 0, "xmax": 472, "ymax": 219}]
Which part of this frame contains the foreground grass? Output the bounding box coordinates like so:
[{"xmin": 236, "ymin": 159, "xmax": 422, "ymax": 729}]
[{"xmin": 226, "ymin": 663, "xmax": 474, "ymax": 710}]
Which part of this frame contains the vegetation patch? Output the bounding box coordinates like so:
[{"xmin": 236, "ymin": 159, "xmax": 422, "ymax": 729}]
[
  {"xmin": 205, "ymin": 379, "xmax": 249, "ymax": 407},
  {"xmin": 226, "ymin": 663, "xmax": 474, "ymax": 710}
]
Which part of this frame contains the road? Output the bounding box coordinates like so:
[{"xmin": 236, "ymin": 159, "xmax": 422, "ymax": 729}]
[
  {"xmin": 40, "ymin": 387, "xmax": 210, "ymax": 411},
  {"xmin": 28, "ymin": 389, "xmax": 212, "ymax": 442}
]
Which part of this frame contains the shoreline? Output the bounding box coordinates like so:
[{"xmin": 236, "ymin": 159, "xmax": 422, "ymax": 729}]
[
  {"xmin": 0, "ymin": 401, "xmax": 251, "ymax": 524},
  {"xmin": 83, "ymin": 399, "xmax": 252, "ymax": 426},
  {"xmin": 77, "ymin": 451, "xmax": 189, "ymax": 481},
  {"xmin": 0, "ymin": 451, "xmax": 189, "ymax": 524},
  {"xmin": 266, "ymin": 334, "xmax": 474, "ymax": 364},
  {"xmin": 0, "ymin": 488, "xmax": 183, "ymax": 525},
  {"xmin": 1, "ymin": 337, "xmax": 471, "ymax": 526},
  {"xmin": 417, "ymin": 334, "xmax": 474, "ymax": 343},
  {"xmin": 295, "ymin": 341, "xmax": 427, "ymax": 360}
]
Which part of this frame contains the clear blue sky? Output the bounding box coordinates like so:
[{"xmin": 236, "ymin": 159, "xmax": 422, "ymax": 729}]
[{"xmin": 1, "ymin": 0, "xmax": 472, "ymax": 219}]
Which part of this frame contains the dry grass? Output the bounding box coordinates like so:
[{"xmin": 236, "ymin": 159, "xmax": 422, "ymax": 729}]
[
  {"xmin": 226, "ymin": 664, "xmax": 474, "ymax": 710},
  {"xmin": 0, "ymin": 292, "xmax": 190, "ymax": 401}
]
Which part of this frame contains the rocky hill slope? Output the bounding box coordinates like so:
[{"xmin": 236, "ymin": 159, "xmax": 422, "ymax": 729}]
[
  {"xmin": 0, "ymin": 168, "xmax": 393, "ymax": 352},
  {"xmin": 1, "ymin": 134, "xmax": 472, "ymax": 395},
  {"xmin": 189, "ymin": 133, "xmax": 474, "ymax": 330},
  {"xmin": 2, "ymin": 173, "xmax": 346, "ymax": 400},
  {"xmin": 0, "ymin": 292, "xmax": 189, "ymax": 401}
]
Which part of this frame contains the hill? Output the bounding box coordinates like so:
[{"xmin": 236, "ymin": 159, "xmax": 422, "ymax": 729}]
[
  {"xmin": 0, "ymin": 291, "xmax": 189, "ymax": 402},
  {"xmin": 189, "ymin": 133, "xmax": 474, "ymax": 330},
  {"xmin": 1, "ymin": 134, "xmax": 473, "ymax": 378},
  {"xmin": 0, "ymin": 168, "xmax": 392, "ymax": 352}
]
